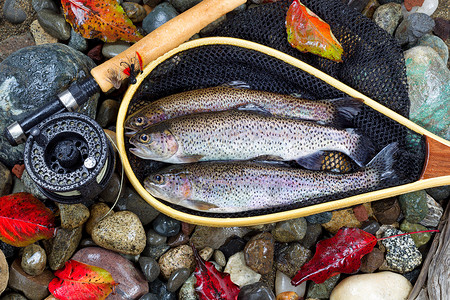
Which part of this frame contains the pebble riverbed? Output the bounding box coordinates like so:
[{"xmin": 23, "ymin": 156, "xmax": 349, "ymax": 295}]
[{"xmin": 0, "ymin": 0, "xmax": 449, "ymax": 299}]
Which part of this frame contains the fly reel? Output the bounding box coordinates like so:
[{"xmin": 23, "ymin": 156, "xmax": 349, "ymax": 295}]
[{"xmin": 23, "ymin": 112, "xmax": 115, "ymax": 204}]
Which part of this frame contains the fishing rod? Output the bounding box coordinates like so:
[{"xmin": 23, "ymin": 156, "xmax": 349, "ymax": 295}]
[{"xmin": 3, "ymin": 0, "xmax": 247, "ymax": 146}]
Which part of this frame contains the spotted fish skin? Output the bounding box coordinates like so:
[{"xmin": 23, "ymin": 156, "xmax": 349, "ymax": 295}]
[
  {"xmin": 125, "ymin": 86, "xmax": 361, "ymax": 134},
  {"xmin": 144, "ymin": 143, "xmax": 397, "ymax": 212},
  {"xmin": 129, "ymin": 109, "xmax": 374, "ymax": 167}
]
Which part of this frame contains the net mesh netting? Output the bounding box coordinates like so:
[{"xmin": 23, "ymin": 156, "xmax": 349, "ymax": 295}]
[{"xmin": 125, "ymin": 0, "xmax": 425, "ymax": 218}]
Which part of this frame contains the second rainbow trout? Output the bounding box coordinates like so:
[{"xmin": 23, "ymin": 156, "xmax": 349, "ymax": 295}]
[
  {"xmin": 129, "ymin": 109, "xmax": 374, "ymax": 168},
  {"xmin": 125, "ymin": 86, "xmax": 362, "ymax": 135}
]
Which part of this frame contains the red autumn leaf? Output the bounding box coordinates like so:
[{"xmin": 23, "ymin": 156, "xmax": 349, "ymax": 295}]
[
  {"xmin": 0, "ymin": 192, "xmax": 56, "ymax": 247},
  {"xmin": 61, "ymin": 0, "xmax": 144, "ymax": 43},
  {"xmin": 49, "ymin": 260, "xmax": 118, "ymax": 300},
  {"xmin": 291, "ymin": 227, "xmax": 377, "ymax": 286},
  {"xmin": 192, "ymin": 244, "xmax": 240, "ymax": 300},
  {"xmin": 286, "ymin": 0, "xmax": 344, "ymax": 62}
]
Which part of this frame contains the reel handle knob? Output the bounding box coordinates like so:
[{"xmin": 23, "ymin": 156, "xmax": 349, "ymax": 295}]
[{"xmin": 4, "ymin": 78, "xmax": 99, "ymax": 146}]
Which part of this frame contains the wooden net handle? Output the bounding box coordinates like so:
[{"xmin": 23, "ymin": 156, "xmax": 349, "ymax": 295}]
[
  {"xmin": 420, "ymin": 135, "xmax": 450, "ymax": 180},
  {"xmin": 90, "ymin": 0, "xmax": 247, "ymax": 92}
]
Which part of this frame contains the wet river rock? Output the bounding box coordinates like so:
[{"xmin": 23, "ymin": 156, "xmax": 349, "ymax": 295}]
[
  {"xmin": 57, "ymin": 203, "xmax": 90, "ymax": 229},
  {"xmin": 0, "ymin": 250, "xmax": 8, "ymax": 294},
  {"xmin": 158, "ymin": 245, "xmax": 195, "ymax": 280},
  {"xmin": 0, "ymin": 43, "xmax": 98, "ymax": 165},
  {"xmin": 49, "ymin": 226, "xmax": 82, "ymax": 270},
  {"xmin": 72, "ymin": 247, "xmax": 149, "ymax": 299},
  {"xmin": 244, "ymin": 232, "xmax": 275, "ymax": 275},
  {"xmin": 92, "ymin": 211, "xmax": 146, "ymax": 255},
  {"xmin": 20, "ymin": 243, "xmax": 46, "ymax": 276},
  {"xmin": 8, "ymin": 259, "xmax": 54, "ymax": 300}
]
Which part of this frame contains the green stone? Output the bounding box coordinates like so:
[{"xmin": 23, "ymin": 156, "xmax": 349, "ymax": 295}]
[
  {"xmin": 398, "ymin": 190, "xmax": 429, "ymax": 223},
  {"xmin": 405, "ymin": 46, "xmax": 450, "ymax": 141},
  {"xmin": 400, "ymin": 220, "xmax": 431, "ymax": 248},
  {"xmin": 271, "ymin": 217, "xmax": 307, "ymax": 243},
  {"xmin": 307, "ymin": 274, "xmax": 341, "ymax": 299},
  {"xmin": 426, "ymin": 186, "xmax": 450, "ymax": 201},
  {"xmin": 416, "ymin": 34, "xmax": 449, "ymax": 64}
]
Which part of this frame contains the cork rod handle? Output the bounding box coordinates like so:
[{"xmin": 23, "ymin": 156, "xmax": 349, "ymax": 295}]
[{"xmin": 90, "ymin": 0, "xmax": 246, "ymax": 92}]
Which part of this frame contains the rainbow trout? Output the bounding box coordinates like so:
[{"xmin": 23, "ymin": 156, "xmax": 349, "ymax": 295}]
[
  {"xmin": 129, "ymin": 109, "xmax": 374, "ymax": 168},
  {"xmin": 144, "ymin": 143, "xmax": 397, "ymax": 212},
  {"xmin": 124, "ymin": 86, "xmax": 362, "ymax": 135}
]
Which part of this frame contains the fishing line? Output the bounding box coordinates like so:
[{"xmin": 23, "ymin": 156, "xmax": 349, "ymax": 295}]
[{"xmin": 99, "ymin": 133, "xmax": 125, "ymax": 221}]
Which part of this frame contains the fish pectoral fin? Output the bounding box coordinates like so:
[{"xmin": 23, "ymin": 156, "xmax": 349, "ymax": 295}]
[
  {"xmin": 237, "ymin": 103, "xmax": 271, "ymax": 115},
  {"xmin": 184, "ymin": 200, "xmax": 219, "ymax": 211},
  {"xmin": 296, "ymin": 151, "xmax": 326, "ymax": 170},
  {"xmin": 179, "ymin": 155, "xmax": 203, "ymax": 163}
]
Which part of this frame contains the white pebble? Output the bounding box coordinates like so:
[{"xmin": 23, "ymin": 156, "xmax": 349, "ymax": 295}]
[
  {"xmin": 223, "ymin": 252, "xmax": 261, "ymax": 287},
  {"xmin": 330, "ymin": 271, "xmax": 412, "ymax": 300},
  {"xmin": 275, "ymin": 270, "xmax": 306, "ymax": 297}
]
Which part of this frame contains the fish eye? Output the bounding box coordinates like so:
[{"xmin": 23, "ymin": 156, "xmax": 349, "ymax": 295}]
[
  {"xmin": 135, "ymin": 117, "xmax": 145, "ymax": 126},
  {"xmin": 139, "ymin": 134, "xmax": 150, "ymax": 143},
  {"xmin": 153, "ymin": 174, "xmax": 164, "ymax": 184}
]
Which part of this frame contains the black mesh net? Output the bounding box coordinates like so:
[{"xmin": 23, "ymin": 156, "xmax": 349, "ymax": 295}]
[{"xmin": 124, "ymin": 0, "xmax": 425, "ymax": 218}]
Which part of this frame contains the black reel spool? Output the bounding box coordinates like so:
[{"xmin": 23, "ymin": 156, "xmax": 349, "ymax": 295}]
[{"xmin": 23, "ymin": 112, "xmax": 115, "ymax": 204}]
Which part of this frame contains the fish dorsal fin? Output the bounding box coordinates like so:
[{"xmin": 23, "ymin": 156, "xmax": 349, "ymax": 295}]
[{"xmin": 296, "ymin": 151, "xmax": 326, "ymax": 170}]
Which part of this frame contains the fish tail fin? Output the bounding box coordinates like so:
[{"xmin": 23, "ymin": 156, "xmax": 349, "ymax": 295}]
[
  {"xmin": 345, "ymin": 128, "xmax": 375, "ymax": 167},
  {"xmin": 328, "ymin": 97, "xmax": 363, "ymax": 128},
  {"xmin": 366, "ymin": 142, "xmax": 398, "ymax": 183}
]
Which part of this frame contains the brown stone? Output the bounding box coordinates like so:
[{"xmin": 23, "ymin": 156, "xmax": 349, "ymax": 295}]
[
  {"xmin": 87, "ymin": 44, "xmax": 103, "ymax": 62},
  {"xmin": 372, "ymin": 198, "xmax": 401, "ymax": 225},
  {"xmin": 143, "ymin": 4, "xmax": 153, "ymax": 14},
  {"xmin": 158, "ymin": 245, "xmax": 195, "ymax": 279},
  {"xmin": 190, "ymin": 226, "xmax": 250, "ymax": 249},
  {"xmin": 434, "ymin": 18, "xmax": 450, "ymax": 40},
  {"xmin": 0, "ymin": 162, "xmax": 12, "ymax": 196},
  {"xmin": 322, "ymin": 208, "xmax": 362, "ymax": 234},
  {"xmin": 86, "ymin": 202, "xmax": 112, "ymax": 235},
  {"xmin": 0, "ymin": 249, "xmax": 8, "ymax": 294},
  {"xmin": 58, "ymin": 203, "xmax": 90, "ymax": 229},
  {"xmin": 353, "ymin": 204, "xmax": 369, "ymax": 222},
  {"xmin": 244, "ymin": 232, "xmax": 275, "ymax": 275},
  {"xmin": 72, "ymin": 247, "xmax": 148, "ymax": 299},
  {"xmin": 21, "ymin": 244, "xmax": 46, "ymax": 276},
  {"xmin": 11, "ymin": 164, "xmax": 25, "ymax": 179},
  {"xmin": 0, "ymin": 32, "xmax": 35, "ymax": 62},
  {"xmin": 432, "ymin": 0, "xmax": 449, "ymax": 68},
  {"xmin": 199, "ymin": 247, "xmax": 214, "ymax": 261},
  {"xmin": 92, "ymin": 211, "xmax": 146, "ymax": 255},
  {"xmin": 275, "ymin": 243, "xmax": 311, "ymax": 278},
  {"xmin": 8, "ymin": 259, "xmax": 54, "ymax": 300},
  {"xmin": 167, "ymin": 231, "xmax": 190, "ymax": 247},
  {"xmin": 362, "ymin": 0, "xmax": 380, "ymax": 18},
  {"xmin": 181, "ymin": 222, "xmax": 196, "ymax": 236},
  {"xmin": 360, "ymin": 247, "xmax": 385, "ymax": 273},
  {"xmin": 29, "ymin": 20, "xmax": 57, "ymax": 45},
  {"xmin": 49, "ymin": 226, "xmax": 82, "ymax": 270}
]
